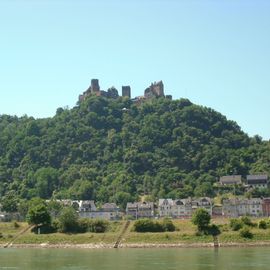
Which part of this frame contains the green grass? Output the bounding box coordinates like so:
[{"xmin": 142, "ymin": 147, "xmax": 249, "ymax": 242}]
[
  {"xmin": 0, "ymin": 222, "xmax": 28, "ymax": 244},
  {"xmin": 15, "ymin": 232, "xmax": 118, "ymax": 245},
  {"xmin": 2, "ymin": 218, "xmax": 270, "ymax": 246},
  {"xmin": 14, "ymin": 220, "xmax": 126, "ymax": 245}
]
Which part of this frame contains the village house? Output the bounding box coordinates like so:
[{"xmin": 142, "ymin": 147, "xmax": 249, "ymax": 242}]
[
  {"xmin": 100, "ymin": 203, "xmax": 122, "ymax": 220},
  {"xmin": 246, "ymin": 174, "xmax": 268, "ymax": 189},
  {"xmin": 126, "ymin": 202, "xmax": 154, "ymax": 219},
  {"xmin": 192, "ymin": 197, "xmax": 213, "ymax": 215},
  {"xmin": 262, "ymin": 198, "xmax": 270, "ymax": 217},
  {"xmin": 158, "ymin": 199, "xmax": 174, "ymax": 217},
  {"xmin": 159, "ymin": 197, "xmax": 212, "ymax": 218},
  {"xmin": 77, "ymin": 200, "xmax": 97, "ymax": 212},
  {"xmin": 51, "ymin": 200, "xmax": 121, "ymax": 220},
  {"xmin": 171, "ymin": 199, "xmax": 193, "ymax": 218},
  {"xmin": 212, "ymin": 205, "xmax": 223, "ymax": 217},
  {"xmin": 78, "ymin": 202, "xmax": 122, "ymax": 220},
  {"xmin": 219, "ymin": 175, "xmax": 242, "ymax": 186},
  {"xmin": 222, "ymin": 198, "xmax": 263, "ymax": 217}
]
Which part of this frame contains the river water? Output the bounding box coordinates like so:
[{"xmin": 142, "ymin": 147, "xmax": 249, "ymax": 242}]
[{"xmin": 0, "ymin": 247, "xmax": 269, "ymax": 270}]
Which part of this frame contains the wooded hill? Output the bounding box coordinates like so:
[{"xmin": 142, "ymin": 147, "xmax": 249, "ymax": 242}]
[{"xmin": 0, "ymin": 95, "xmax": 269, "ymax": 208}]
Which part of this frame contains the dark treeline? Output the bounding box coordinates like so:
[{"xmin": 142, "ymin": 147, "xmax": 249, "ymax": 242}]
[{"xmin": 0, "ymin": 95, "xmax": 269, "ymax": 208}]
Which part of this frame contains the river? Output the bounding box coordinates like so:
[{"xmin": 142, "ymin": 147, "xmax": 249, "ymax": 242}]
[{"xmin": 0, "ymin": 247, "xmax": 270, "ymax": 269}]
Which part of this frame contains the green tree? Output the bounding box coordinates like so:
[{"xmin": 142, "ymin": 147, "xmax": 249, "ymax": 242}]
[
  {"xmin": 47, "ymin": 200, "xmax": 63, "ymax": 218},
  {"xmin": 26, "ymin": 202, "xmax": 51, "ymax": 226},
  {"xmin": 191, "ymin": 208, "xmax": 211, "ymax": 233},
  {"xmin": 58, "ymin": 207, "xmax": 79, "ymax": 233},
  {"xmin": 34, "ymin": 167, "xmax": 59, "ymax": 199},
  {"xmin": 0, "ymin": 191, "xmax": 19, "ymax": 213}
]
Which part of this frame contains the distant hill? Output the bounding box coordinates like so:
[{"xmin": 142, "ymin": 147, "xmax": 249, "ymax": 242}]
[{"xmin": 0, "ymin": 95, "xmax": 269, "ymax": 206}]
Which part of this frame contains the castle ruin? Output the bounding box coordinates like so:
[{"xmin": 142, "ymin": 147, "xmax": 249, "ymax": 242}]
[
  {"xmin": 90, "ymin": 79, "xmax": 100, "ymax": 93},
  {"xmin": 79, "ymin": 79, "xmax": 121, "ymax": 102},
  {"xmin": 122, "ymin": 86, "xmax": 131, "ymax": 98},
  {"xmin": 79, "ymin": 79, "xmax": 171, "ymax": 103},
  {"xmin": 144, "ymin": 81, "xmax": 164, "ymax": 99}
]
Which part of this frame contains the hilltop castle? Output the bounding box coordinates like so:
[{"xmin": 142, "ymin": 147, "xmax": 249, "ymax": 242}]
[{"xmin": 79, "ymin": 79, "xmax": 172, "ymax": 102}]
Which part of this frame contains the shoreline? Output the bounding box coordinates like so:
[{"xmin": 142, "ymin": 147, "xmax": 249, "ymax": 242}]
[{"xmin": 2, "ymin": 241, "xmax": 270, "ymax": 249}]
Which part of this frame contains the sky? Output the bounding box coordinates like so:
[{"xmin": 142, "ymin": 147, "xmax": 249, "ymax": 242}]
[{"xmin": 0, "ymin": 0, "xmax": 269, "ymax": 140}]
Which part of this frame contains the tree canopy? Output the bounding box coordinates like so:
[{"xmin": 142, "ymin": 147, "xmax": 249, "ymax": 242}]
[{"xmin": 0, "ymin": 95, "xmax": 269, "ymax": 203}]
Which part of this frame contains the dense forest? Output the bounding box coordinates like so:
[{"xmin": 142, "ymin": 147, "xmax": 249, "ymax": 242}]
[{"xmin": 0, "ymin": 95, "xmax": 269, "ymax": 209}]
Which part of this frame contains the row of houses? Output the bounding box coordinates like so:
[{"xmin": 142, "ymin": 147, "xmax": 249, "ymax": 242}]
[
  {"xmin": 66, "ymin": 196, "xmax": 270, "ymax": 220},
  {"xmin": 157, "ymin": 197, "xmax": 270, "ymax": 218},
  {"xmin": 219, "ymin": 174, "xmax": 268, "ymax": 189},
  {"xmin": 2, "ymin": 196, "xmax": 270, "ymax": 222},
  {"xmin": 53, "ymin": 200, "xmax": 122, "ymax": 220},
  {"xmin": 222, "ymin": 198, "xmax": 270, "ymax": 217}
]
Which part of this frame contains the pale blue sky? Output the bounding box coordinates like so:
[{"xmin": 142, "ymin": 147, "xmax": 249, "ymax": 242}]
[{"xmin": 0, "ymin": 0, "xmax": 269, "ymax": 139}]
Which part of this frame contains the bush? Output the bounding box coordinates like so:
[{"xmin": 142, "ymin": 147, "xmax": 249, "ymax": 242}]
[
  {"xmin": 133, "ymin": 219, "xmax": 176, "ymax": 233},
  {"xmin": 229, "ymin": 218, "xmax": 243, "ymax": 231},
  {"xmin": 239, "ymin": 227, "xmax": 253, "ymax": 239},
  {"xmin": 13, "ymin": 221, "xmax": 20, "ymax": 228},
  {"xmin": 88, "ymin": 219, "xmax": 109, "ymax": 233},
  {"xmin": 258, "ymin": 220, "xmax": 267, "ymax": 229},
  {"xmin": 0, "ymin": 232, "xmax": 3, "ymax": 238},
  {"xmin": 51, "ymin": 219, "xmax": 60, "ymax": 231},
  {"xmin": 77, "ymin": 218, "xmax": 89, "ymax": 233},
  {"xmin": 31, "ymin": 224, "xmax": 56, "ymax": 234},
  {"xmin": 219, "ymin": 224, "xmax": 229, "ymax": 232},
  {"xmin": 207, "ymin": 224, "xmax": 221, "ymax": 236},
  {"xmin": 133, "ymin": 219, "xmax": 164, "ymax": 232},
  {"xmin": 58, "ymin": 207, "xmax": 79, "ymax": 233},
  {"xmin": 77, "ymin": 218, "xmax": 109, "ymax": 233},
  {"xmin": 241, "ymin": 216, "xmax": 255, "ymax": 227},
  {"xmin": 161, "ymin": 218, "xmax": 175, "ymax": 232}
]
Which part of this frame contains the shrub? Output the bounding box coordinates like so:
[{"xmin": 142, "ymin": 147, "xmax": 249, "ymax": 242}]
[
  {"xmin": 241, "ymin": 216, "xmax": 255, "ymax": 227},
  {"xmin": 239, "ymin": 227, "xmax": 253, "ymax": 239},
  {"xmin": 58, "ymin": 207, "xmax": 79, "ymax": 233},
  {"xmin": 31, "ymin": 224, "xmax": 56, "ymax": 234},
  {"xmin": 51, "ymin": 219, "xmax": 60, "ymax": 232},
  {"xmin": 77, "ymin": 218, "xmax": 109, "ymax": 233},
  {"xmin": 77, "ymin": 218, "xmax": 89, "ymax": 233},
  {"xmin": 133, "ymin": 219, "xmax": 164, "ymax": 232},
  {"xmin": 229, "ymin": 218, "xmax": 243, "ymax": 231},
  {"xmin": 88, "ymin": 219, "xmax": 109, "ymax": 233},
  {"xmin": 161, "ymin": 218, "xmax": 175, "ymax": 232},
  {"xmin": 219, "ymin": 224, "xmax": 229, "ymax": 232},
  {"xmin": 207, "ymin": 224, "xmax": 221, "ymax": 236},
  {"xmin": 258, "ymin": 220, "xmax": 267, "ymax": 229},
  {"xmin": 0, "ymin": 232, "xmax": 3, "ymax": 238},
  {"xmin": 13, "ymin": 221, "xmax": 20, "ymax": 228}
]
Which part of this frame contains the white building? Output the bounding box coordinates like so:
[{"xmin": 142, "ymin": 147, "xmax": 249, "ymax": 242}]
[
  {"xmin": 159, "ymin": 197, "xmax": 212, "ymax": 218},
  {"xmin": 222, "ymin": 198, "xmax": 263, "ymax": 217}
]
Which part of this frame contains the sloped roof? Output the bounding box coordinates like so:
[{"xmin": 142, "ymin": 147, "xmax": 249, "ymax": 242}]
[
  {"xmin": 158, "ymin": 199, "xmax": 174, "ymax": 206},
  {"xmin": 220, "ymin": 175, "xmax": 242, "ymax": 184},
  {"xmin": 247, "ymin": 174, "xmax": 268, "ymax": 184}
]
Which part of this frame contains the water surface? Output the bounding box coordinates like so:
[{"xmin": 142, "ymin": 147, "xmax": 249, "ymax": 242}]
[{"xmin": 0, "ymin": 247, "xmax": 269, "ymax": 270}]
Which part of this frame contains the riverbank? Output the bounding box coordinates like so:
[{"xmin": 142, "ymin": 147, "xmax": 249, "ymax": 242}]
[
  {"xmin": 2, "ymin": 219, "xmax": 270, "ymax": 249},
  {"xmin": 3, "ymin": 241, "xmax": 270, "ymax": 249}
]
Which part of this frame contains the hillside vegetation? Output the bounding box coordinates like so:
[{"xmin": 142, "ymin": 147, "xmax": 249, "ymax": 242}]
[{"xmin": 0, "ymin": 96, "xmax": 269, "ymax": 207}]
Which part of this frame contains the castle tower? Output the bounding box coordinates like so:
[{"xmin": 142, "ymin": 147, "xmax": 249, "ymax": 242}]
[
  {"xmin": 152, "ymin": 81, "xmax": 164, "ymax": 97},
  {"xmin": 122, "ymin": 86, "xmax": 131, "ymax": 98},
  {"xmin": 144, "ymin": 80, "xmax": 164, "ymax": 98},
  {"xmin": 91, "ymin": 79, "xmax": 100, "ymax": 93}
]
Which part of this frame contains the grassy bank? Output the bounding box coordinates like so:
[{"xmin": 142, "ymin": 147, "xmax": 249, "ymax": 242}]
[{"xmin": 1, "ymin": 218, "xmax": 270, "ymax": 247}]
